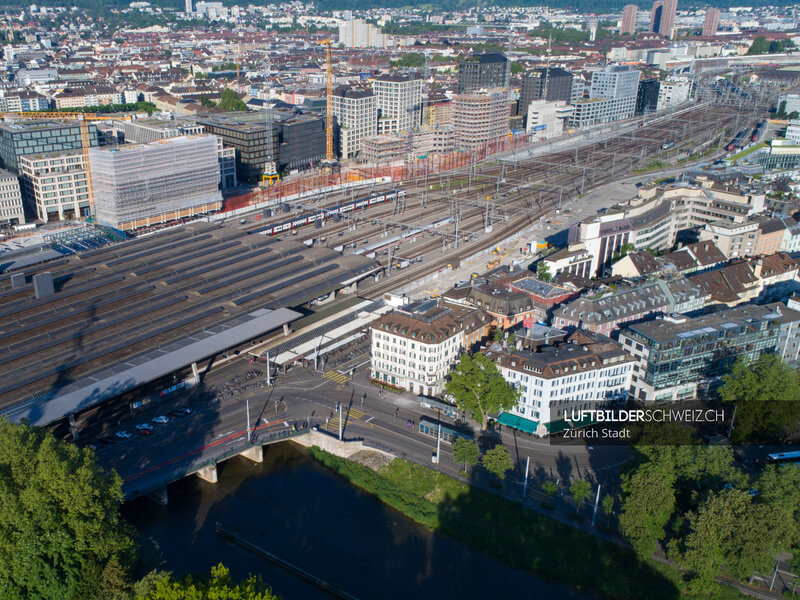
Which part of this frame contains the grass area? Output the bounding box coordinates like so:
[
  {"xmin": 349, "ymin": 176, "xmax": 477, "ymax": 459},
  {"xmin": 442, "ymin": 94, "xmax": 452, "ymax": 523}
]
[
  {"xmin": 308, "ymin": 447, "xmax": 743, "ymax": 600},
  {"xmin": 729, "ymin": 141, "xmax": 767, "ymax": 161}
]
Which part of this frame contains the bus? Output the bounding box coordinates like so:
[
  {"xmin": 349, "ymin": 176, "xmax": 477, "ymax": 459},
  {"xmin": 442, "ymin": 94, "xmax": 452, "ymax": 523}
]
[
  {"xmin": 766, "ymin": 450, "xmax": 800, "ymax": 464},
  {"xmin": 418, "ymin": 417, "xmax": 473, "ymax": 444}
]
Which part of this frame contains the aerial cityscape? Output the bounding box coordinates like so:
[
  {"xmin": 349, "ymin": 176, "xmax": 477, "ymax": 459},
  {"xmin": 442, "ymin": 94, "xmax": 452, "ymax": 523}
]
[{"xmin": 1, "ymin": 0, "xmax": 800, "ymax": 598}]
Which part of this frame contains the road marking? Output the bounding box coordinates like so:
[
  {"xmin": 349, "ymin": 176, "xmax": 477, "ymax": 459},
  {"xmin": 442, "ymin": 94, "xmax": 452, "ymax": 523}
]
[{"xmin": 365, "ymin": 416, "xmax": 374, "ymax": 423}]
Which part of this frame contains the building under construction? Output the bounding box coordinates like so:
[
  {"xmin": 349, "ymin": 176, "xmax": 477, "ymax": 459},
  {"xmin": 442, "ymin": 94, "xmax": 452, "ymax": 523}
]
[
  {"xmin": 89, "ymin": 135, "xmax": 222, "ymax": 231},
  {"xmin": 453, "ymin": 91, "xmax": 511, "ymax": 149}
]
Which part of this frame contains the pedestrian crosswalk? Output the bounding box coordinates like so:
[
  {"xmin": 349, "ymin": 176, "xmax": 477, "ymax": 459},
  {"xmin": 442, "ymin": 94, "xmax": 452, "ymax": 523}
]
[
  {"xmin": 323, "ymin": 370, "xmax": 352, "ymax": 390},
  {"xmin": 325, "ymin": 407, "xmax": 367, "ymax": 432}
]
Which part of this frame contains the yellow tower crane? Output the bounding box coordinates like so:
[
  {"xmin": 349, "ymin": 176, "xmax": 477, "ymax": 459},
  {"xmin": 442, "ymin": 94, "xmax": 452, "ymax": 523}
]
[
  {"xmin": 1, "ymin": 111, "xmax": 132, "ymax": 219},
  {"xmin": 319, "ymin": 39, "xmax": 337, "ymax": 166}
]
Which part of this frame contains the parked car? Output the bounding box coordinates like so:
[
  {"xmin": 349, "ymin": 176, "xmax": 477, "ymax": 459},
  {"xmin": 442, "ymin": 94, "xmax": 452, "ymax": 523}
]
[
  {"xmin": 152, "ymin": 415, "xmax": 170, "ymax": 424},
  {"xmin": 115, "ymin": 431, "xmax": 132, "ymax": 439},
  {"xmin": 136, "ymin": 428, "xmax": 151, "ymax": 436},
  {"xmin": 135, "ymin": 423, "xmax": 154, "ymax": 431}
]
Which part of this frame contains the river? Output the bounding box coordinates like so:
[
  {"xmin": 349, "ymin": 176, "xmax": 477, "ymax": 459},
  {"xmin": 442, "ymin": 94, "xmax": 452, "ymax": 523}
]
[{"xmin": 123, "ymin": 442, "xmax": 596, "ymax": 599}]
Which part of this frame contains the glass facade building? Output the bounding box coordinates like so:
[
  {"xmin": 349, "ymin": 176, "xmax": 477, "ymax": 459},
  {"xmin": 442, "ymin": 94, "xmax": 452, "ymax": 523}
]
[{"xmin": 0, "ymin": 120, "xmax": 99, "ymax": 174}]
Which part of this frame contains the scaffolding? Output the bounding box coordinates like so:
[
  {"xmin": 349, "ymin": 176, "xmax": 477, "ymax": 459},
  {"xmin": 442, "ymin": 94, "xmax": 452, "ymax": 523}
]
[{"xmin": 90, "ymin": 135, "xmax": 222, "ymax": 230}]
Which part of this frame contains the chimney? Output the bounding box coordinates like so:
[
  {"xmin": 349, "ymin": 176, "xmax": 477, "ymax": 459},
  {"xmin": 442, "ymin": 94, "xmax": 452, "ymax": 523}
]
[{"xmin": 33, "ymin": 272, "xmax": 54, "ymax": 299}]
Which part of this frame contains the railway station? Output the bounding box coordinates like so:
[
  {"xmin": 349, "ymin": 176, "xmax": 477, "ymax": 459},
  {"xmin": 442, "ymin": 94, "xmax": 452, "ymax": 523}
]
[{"xmin": 0, "ymin": 221, "xmax": 380, "ymax": 430}]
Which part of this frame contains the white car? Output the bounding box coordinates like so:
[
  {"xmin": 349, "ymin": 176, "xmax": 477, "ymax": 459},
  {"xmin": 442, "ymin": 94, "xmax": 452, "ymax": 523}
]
[
  {"xmin": 152, "ymin": 416, "xmax": 169, "ymax": 424},
  {"xmin": 135, "ymin": 423, "xmax": 154, "ymax": 431},
  {"xmin": 115, "ymin": 431, "xmax": 132, "ymax": 439}
]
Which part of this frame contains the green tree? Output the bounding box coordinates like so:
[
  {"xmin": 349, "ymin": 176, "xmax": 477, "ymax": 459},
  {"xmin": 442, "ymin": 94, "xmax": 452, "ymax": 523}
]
[
  {"xmin": 673, "ymin": 489, "xmax": 779, "ymax": 594},
  {"xmin": 0, "ymin": 419, "xmax": 135, "ymax": 600},
  {"xmin": 778, "ymin": 100, "xmax": 788, "ymax": 118},
  {"xmin": 218, "ymin": 88, "xmax": 247, "ymax": 112},
  {"xmin": 451, "ymin": 437, "xmax": 480, "ymax": 474},
  {"xmin": 391, "ymin": 52, "xmax": 425, "ymax": 68},
  {"xmin": 542, "ymin": 479, "xmax": 558, "ymax": 497},
  {"xmin": 536, "ymin": 261, "xmax": 552, "ymax": 281},
  {"xmin": 481, "ymin": 445, "xmax": 513, "ymax": 480},
  {"xmin": 141, "ymin": 564, "xmax": 279, "ymax": 600},
  {"xmin": 748, "ymin": 36, "xmax": 769, "ymax": 55},
  {"xmin": 445, "ymin": 353, "xmax": 520, "ymax": 429},
  {"xmin": 601, "ymin": 494, "xmax": 615, "ymax": 517},
  {"xmin": 510, "ymin": 61, "xmax": 524, "ymax": 75},
  {"xmin": 570, "ymin": 479, "xmax": 593, "ymax": 506},
  {"xmin": 198, "ymin": 96, "xmax": 216, "ymax": 108},
  {"xmin": 718, "ymin": 353, "xmax": 800, "ymax": 443},
  {"xmin": 619, "ymin": 462, "xmax": 677, "ymax": 558}
]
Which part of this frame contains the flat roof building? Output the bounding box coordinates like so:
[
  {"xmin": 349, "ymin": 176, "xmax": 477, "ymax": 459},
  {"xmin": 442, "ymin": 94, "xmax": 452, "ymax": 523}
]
[
  {"xmin": 89, "ymin": 135, "xmax": 222, "ymax": 231},
  {"xmin": 19, "ymin": 150, "xmax": 89, "ymax": 222},
  {"xmin": 0, "ymin": 119, "xmax": 99, "ymax": 174}
]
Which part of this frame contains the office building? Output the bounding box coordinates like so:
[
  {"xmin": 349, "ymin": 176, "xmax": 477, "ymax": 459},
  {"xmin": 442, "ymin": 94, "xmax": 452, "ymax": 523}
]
[
  {"xmin": 457, "ymin": 54, "xmax": 510, "ymax": 93},
  {"xmin": 650, "ymin": 0, "xmax": 677, "ymax": 38},
  {"xmin": 621, "ymin": 4, "xmax": 638, "ymax": 35},
  {"xmin": 19, "ymin": 150, "xmax": 89, "ymax": 221},
  {"xmin": 453, "ymin": 91, "xmax": 510, "ymax": 149},
  {"xmin": 194, "ymin": 1, "xmax": 226, "ymax": 19},
  {"xmin": 275, "ymin": 113, "xmax": 326, "ymax": 172},
  {"xmin": 703, "ymin": 8, "xmax": 720, "ymax": 37},
  {"xmin": 778, "ymin": 94, "xmax": 800, "ymax": 116},
  {"xmin": 0, "ymin": 169, "xmax": 24, "ymax": 226},
  {"xmin": 568, "ymin": 178, "xmax": 765, "ymax": 276},
  {"xmin": 519, "ymin": 67, "xmax": 573, "ymax": 123},
  {"xmin": 372, "ymin": 73, "xmax": 422, "ymax": 135},
  {"xmin": 656, "ymin": 77, "xmax": 692, "ymax": 111},
  {"xmin": 118, "ymin": 118, "xmax": 235, "ymax": 191},
  {"xmin": 331, "ymin": 87, "xmax": 377, "ymax": 159},
  {"xmin": 526, "ymin": 100, "xmax": 572, "ymax": 140},
  {"xmin": 489, "ymin": 330, "xmax": 634, "ymax": 436},
  {"xmin": 118, "ymin": 118, "xmax": 204, "ymax": 144},
  {"xmin": 89, "ymin": 135, "xmax": 222, "ymax": 231},
  {"xmin": 197, "ymin": 116, "xmax": 277, "ymax": 182},
  {"xmin": 338, "ymin": 18, "xmax": 387, "ymax": 48},
  {"xmin": 620, "ymin": 303, "xmax": 800, "ymax": 403},
  {"xmin": 569, "ymin": 65, "xmax": 639, "ymax": 127},
  {"xmin": 590, "ymin": 64, "xmax": 641, "ymax": 102},
  {"xmin": 635, "ymin": 78, "xmax": 660, "ymax": 115},
  {"xmin": 0, "ymin": 120, "xmax": 100, "ymax": 175},
  {"xmin": 369, "ymin": 300, "xmax": 492, "ymax": 395}
]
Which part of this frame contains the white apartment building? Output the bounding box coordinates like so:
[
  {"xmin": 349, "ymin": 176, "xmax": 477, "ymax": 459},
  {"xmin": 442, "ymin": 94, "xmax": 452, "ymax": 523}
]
[
  {"xmin": 370, "ymin": 301, "xmax": 492, "ymax": 396},
  {"xmin": 786, "ymin": 120, "xmax": 800, "ymax": 143},
  {"xmin": 372, "ymin": 74, "xmax": 422, "ymax": 136},
  {"xmin": 331, "ymin": 88, "xmax": 377, "ymax": 159},
  {"xmin": 453, "ymin": 91, "xmax": 510, "ymax": 149},
  {"xmin": 0, "ymin": 91, "xmax": 49, "ymax": 112},
  {"xmin": 53, "ymin": 87, "xmax": 123, "ymax": 110},
  {"xmin": 0, "ymin": 169, "xmax": 24, "ymax": 226},
  {"xmin": 656, "ymin": 77, "xmax": 692, "ymax": 111},
  {"xmin": 338, "ymin": 18, "xmax": 387, "ymax": 48},
  {"xmin": 487, "ymin": 334, "xmax": 634, "ymax": 436},
  {"xmin": 19, "ymin": 150, "xmax": 89, "ymax": 222}
]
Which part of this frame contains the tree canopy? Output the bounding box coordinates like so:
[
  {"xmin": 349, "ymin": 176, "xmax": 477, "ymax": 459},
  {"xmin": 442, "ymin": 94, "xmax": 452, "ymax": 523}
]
[
  {"xmin": 481, "ymin": 445, "xmax": 513, "ymax": 480},
  {"xmin": 718, "ymin": 353, "xmax": 800, "ymax": 443},
  {"xmin": 451, "ymin": 437, "xmax": 480, "ymax": 473},
  {"xmin": 0, "ymin": 419, "xmax": 135, "ymax": 600},
  {"xmin": 140, "ymin": 564, "xmax": 279, "ymax": 600},
  {"xmin": 445, "ymin": 352, "xmax": 519, "ymax": 429},
  {"xmin": 391, "ymin": 53, "xmax": 425, "ymax": 68},
  {"xmin": 536, "ymin": 261, "xmax": 552, "ymax": 282},
  {"xmin": 218, "ymin": 89, "xmax": 247, "ymax": 112}
]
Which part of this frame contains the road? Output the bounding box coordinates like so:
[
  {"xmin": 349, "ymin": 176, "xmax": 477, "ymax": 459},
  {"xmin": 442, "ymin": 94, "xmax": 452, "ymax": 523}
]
[{"xmin": 86, "ymin": 353, "xmax": 629, "ymax": 500}]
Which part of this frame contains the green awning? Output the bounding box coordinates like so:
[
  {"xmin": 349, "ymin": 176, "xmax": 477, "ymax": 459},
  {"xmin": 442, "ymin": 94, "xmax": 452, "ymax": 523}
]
[
  {"xmin": 546, "ymin": 414, "xmax": 596, "ymax": 434},
  {"xmin": 497, "ymin": 412, "xmax": 539, "ymax": 434}
]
